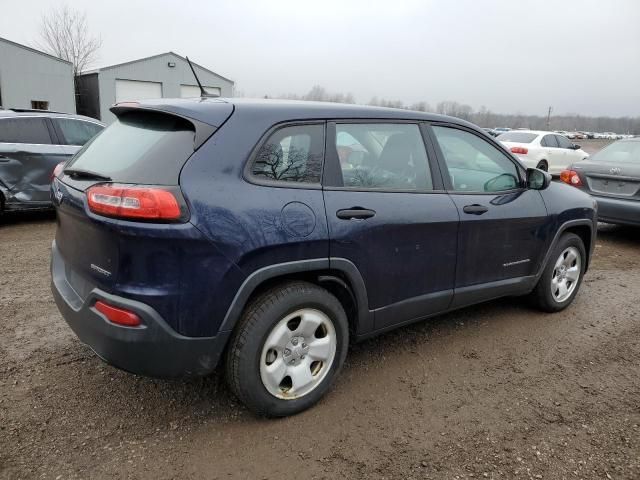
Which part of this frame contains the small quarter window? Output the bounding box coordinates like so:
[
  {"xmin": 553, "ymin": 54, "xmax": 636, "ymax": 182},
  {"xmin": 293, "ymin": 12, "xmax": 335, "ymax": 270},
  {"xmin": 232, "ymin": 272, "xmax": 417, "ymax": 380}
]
[{"xmin": 251, "ymin": 124, "xmax": 324, "ymax": 184}]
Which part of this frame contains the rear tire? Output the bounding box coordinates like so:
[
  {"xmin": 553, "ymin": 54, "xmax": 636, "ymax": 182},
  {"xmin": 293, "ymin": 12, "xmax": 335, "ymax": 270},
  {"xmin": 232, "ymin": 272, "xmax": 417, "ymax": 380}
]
[
  {"xmin": 225, "ymin": 281, "xmax": 349, "ymax": 417},
  {"xmin": 536, "ymin": 160, "xmax": 548, "ymax": 172},
  {"xmin": 530, "ymin": 233, "xmax": 586, "ymax": 312}
]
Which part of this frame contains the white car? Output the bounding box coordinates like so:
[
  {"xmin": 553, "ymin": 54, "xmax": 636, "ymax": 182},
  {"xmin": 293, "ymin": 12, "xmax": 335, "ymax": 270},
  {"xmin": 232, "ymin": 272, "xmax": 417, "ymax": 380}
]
[
  {"xmin": 603, "ymin": 132, "xmax": 622, "ymax": 140},
  {"xmin": 497, "ymin": 130, "xmax": 589, "ymax": 174}
]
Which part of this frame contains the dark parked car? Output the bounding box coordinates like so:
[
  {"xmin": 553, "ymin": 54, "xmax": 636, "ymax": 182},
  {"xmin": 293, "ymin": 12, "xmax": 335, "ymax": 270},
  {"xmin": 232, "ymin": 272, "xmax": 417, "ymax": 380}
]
[
  {"xmin": 0, "ymin": 109, "xmax": 103, "ymax": 214},
  {"xmin": 51, "ymin": 98, "xmax": 597, "ymax": 416},
  {"xmin": 562, "ymin": 138, "xmax": 640, "ymax": 226}
]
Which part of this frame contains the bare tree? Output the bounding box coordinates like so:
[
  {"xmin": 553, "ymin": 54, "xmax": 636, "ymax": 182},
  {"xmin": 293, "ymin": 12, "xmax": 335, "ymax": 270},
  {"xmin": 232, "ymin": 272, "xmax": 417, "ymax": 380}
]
[{"xmin": 38, "ymin": 5, "xmax": 102, "ymax": 77}]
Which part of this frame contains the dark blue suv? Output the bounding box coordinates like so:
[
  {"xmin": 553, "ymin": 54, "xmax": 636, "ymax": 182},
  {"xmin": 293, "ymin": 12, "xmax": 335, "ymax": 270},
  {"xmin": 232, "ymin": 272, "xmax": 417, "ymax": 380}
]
[{"xmin": 51, "ymin": 98, "xmax": 597, "ymax": 416}]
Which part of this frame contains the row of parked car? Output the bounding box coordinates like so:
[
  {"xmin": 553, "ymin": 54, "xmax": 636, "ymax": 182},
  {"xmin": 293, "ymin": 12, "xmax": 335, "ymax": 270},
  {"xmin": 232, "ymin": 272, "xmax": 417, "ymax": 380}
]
[
  {"xmin": 485, "ymin": 127, "xmax": 632, "ymax": 140},
  {"xmin": 494, "ymin": 128, "xmax": 639, "ymax": 227}
]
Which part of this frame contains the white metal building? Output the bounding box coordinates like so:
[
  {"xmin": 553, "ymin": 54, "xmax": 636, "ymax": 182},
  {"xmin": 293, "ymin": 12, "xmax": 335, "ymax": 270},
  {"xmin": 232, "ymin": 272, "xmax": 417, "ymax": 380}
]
[
  {"xmin": 0, "ymin": 36, "xmax": 76, "ymax": 113},
  {"xmin": 76, "ymin": 52, "xmax": 234, "ymax": 123}
]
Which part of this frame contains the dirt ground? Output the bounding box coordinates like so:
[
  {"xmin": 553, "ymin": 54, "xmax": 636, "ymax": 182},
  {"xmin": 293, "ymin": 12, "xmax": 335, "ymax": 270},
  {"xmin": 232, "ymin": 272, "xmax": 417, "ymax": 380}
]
[
  {"xmin": 1, "ymin": 211, "xmax": 639, "ymax": 479},
  {"xmin": 575, "ymin": 139, "xmax": 613, "ymax": 155}
]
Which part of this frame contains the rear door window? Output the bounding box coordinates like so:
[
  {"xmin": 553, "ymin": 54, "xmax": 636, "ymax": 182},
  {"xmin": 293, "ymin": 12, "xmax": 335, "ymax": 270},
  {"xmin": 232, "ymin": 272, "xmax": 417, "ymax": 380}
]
[
  {"xmin": 541, "ymin": 135, "xmax": 558, "ymax": 147},
  {"xmin": 332, "ymin": 123, "xmax": 432, "ymax": 191},
  {"xmin": 250, "ymin": 124, "xmax": 324, "ymax": 184},
  {"xmin": 65, "ymin": 111, "xmax": 195, "ymax": 185},
  {"xmin": 55, "ymin": 118, "xmax": 104, "ymax": 146},
  {"xmin": 0, "ymin": 117, "xmax": 52, "ymax": 144}
]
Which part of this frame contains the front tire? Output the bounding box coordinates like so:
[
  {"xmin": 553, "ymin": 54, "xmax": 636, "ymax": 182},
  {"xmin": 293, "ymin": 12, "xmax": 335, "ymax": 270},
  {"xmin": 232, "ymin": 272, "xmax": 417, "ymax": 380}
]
[
  {"xmin": 225, "ymin": 281, "xmax": 349, "ymax": 417},
  {"xmin": 530, "ymin": 233, "xmax": 586, "ymax": 312}
]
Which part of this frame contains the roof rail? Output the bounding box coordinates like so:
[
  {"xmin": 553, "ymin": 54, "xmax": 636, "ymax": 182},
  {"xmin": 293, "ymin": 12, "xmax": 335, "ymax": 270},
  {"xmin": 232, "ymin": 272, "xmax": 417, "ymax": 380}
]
[{"xmin": 8, "ymin": 108, "xmax": 68, "ymax": 114}]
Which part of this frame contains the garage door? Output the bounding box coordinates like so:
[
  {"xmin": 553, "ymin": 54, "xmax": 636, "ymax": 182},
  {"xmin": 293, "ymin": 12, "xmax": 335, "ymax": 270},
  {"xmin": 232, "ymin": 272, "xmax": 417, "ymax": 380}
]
[
  {"xmin": 180, "ymin": 84, "xmax": 221, "ymax": 98},
  {"xmin": 115, "ymin": 79, "xmax": 162, "ymax": 103}
]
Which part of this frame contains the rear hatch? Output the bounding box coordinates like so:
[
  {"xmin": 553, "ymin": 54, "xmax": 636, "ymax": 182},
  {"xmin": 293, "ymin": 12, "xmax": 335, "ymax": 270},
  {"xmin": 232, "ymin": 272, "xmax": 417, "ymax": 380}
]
[{"xmin": 53, "ymin": 103, "xmax": 232, "ymax": 297}]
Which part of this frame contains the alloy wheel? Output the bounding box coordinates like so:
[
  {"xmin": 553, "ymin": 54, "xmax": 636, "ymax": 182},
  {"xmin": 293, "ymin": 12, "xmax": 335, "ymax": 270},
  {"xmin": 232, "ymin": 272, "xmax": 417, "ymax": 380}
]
[
  {"xmin": 551, "ymin": 246, "xmax": 581, "ymax": 302},
  {"xmin": 260, "ymin": 308, "xmax": 337, "ymax": 399}
]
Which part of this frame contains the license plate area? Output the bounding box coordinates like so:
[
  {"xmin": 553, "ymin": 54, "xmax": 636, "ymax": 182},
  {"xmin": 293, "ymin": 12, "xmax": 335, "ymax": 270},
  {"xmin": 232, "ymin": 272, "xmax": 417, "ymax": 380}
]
[{"xmin": 587, "ymin": 176, "xmax": 639, "ymax": 197}]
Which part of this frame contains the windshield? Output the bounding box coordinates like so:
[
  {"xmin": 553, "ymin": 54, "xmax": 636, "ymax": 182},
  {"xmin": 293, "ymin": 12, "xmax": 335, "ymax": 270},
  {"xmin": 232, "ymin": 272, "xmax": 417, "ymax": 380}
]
[
  {"xmin": 65, "ymin": 111, "xmax": 195, "ymax": 185},
  {"xmin": 591, "ymin": 140, "xmax": 640, "ymax": 163},
  {"xmin": 496, "ymin": 132, "xmax": 538, "ymax": 143}
]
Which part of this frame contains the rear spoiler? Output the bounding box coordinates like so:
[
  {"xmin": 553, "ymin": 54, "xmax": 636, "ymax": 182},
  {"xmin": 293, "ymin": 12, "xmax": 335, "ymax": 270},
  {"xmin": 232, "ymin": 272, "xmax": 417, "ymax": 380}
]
[{"xmin": 110, "ymin": 102, "xmax": 231, "ymax": 150}]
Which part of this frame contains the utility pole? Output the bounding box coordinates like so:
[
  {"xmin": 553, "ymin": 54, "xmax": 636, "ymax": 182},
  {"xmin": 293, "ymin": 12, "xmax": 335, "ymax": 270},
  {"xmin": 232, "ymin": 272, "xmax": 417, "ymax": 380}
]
[{"xmin": 546, "ymin": 106, "xmax": 553, "ymax": 130}]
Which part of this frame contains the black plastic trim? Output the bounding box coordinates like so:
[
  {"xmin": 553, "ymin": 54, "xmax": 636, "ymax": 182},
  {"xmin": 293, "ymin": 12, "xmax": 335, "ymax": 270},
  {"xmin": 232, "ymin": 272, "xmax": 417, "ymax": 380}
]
[
  {"xmin": 218, "ymin": 257, "xmax": 374, "ymax": 336},
  {"xmin": 535, "ymin": 218, "xmax": 596, "ymax": 275}
]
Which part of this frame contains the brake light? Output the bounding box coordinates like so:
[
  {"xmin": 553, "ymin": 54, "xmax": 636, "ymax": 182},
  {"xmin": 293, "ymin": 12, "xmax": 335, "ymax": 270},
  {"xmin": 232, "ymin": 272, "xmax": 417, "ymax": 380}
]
[
  {"xmin": 87, "ymin": 184, "xmax": 182, "ymax": 220},
  {"xmin": 95, "ymin": 301, "xmax": 141, "ymax": 327},
  {"xmin": 560, "ymin": 170, "xmax": 583, "ymax": 186},
  {"xmin": 510, "ymin": 146, "xmax": 528, "ymax": 155},
  {"xmin": 51, "ymin": 162, "xmax": 65, "ymax": 180}
]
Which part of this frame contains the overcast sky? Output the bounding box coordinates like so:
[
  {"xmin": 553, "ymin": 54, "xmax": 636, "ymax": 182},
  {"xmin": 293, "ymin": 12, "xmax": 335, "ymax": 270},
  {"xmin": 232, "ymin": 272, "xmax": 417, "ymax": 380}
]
[{"xmin": 2, "ymin": 0, "xmax": 639, "ymax": 117}]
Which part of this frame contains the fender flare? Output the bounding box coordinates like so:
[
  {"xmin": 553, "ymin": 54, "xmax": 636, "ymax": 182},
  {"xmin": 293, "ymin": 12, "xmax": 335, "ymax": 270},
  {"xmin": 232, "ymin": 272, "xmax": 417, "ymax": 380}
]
[
  {"xmin": 218, "ymin": 258, "xmax": 372, "ymax": 335},
  {"xmin": 535, "ymin": 218, "xmax": 595, "ymax": 280}
]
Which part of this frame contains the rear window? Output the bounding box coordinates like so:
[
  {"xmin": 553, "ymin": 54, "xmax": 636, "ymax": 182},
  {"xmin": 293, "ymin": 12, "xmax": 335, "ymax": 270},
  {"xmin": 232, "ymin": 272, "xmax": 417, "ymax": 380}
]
[
  {"xmin": 0, "ymin": 117, "xmax": 52, "ymax": 144},
  {"xmin": 66, "ymin": 112, "xmax": 195, "ymax": 185},
  {"xmin": 56, "ymin": 118, "xmax": 104, "ymax": 146},
  {"xmin": 591, "ymin": 141, "xmax": 640, "ymax": 163},
  {"xmin": 496, "ymin": 132, "xmax": 538, "ymax": 143}
]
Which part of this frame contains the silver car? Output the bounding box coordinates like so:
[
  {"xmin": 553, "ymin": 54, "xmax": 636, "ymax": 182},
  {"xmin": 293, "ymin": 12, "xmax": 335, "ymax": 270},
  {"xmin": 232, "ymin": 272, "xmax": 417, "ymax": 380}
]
[
  {"xmin": 562, "ymin": 138, "xmax": 640, "ymax": 226},
  {"xmin": 0, "ymin": 109, "xmax": 104, "ymax": 214}
]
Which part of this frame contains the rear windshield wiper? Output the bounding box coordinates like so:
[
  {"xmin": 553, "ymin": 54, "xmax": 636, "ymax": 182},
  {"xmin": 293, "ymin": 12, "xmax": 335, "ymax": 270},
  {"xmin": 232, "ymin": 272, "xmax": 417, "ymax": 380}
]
[{"xmin": 63, "ymin": 168, "xmax": 112, "ymax": 181}]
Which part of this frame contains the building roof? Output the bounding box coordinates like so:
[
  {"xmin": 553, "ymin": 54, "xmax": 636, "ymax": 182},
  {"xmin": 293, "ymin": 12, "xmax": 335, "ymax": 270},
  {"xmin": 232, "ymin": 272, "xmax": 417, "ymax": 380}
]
[
  {"xmin": 81, "ymin": 51, "xmax": 233, "ymax": 84},
  {"xmin": 0, "ymin": 36, "xmax": 73, "ymax": 65}
]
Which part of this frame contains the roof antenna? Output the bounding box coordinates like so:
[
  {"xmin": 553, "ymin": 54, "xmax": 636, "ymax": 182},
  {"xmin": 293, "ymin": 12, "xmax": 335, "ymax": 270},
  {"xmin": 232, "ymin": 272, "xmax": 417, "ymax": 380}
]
[{"xmin": 185, "ymin": 56, "xmax": 216, "ymax": 97}]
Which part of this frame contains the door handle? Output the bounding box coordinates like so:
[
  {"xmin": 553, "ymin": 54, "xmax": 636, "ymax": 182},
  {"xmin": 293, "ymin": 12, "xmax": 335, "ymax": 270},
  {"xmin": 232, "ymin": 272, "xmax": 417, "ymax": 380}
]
[
  {"xmin": 336, "ymin": 207, "xmax": 376, "ymax": 220},
  {"xmin": 463, "ymin": 204, "xmax": 489, "ymax": 215}
]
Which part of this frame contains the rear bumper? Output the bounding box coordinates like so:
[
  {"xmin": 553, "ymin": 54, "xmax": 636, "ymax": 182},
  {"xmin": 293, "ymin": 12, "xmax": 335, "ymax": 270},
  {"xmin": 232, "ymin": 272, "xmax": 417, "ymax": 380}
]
[
  {"xmin": 51, "ymin": 242, "xmax": 229, "ymax": 378},
  {"xmin": 594, "ymin": 195, "xmax": 640, "ymax": 226}
]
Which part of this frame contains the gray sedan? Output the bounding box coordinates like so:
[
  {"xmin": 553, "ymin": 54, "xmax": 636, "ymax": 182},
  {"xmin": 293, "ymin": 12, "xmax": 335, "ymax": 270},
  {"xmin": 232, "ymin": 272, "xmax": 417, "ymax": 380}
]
[
  {"xmin": 562, "ymin": 138, "xmax": 640, "ymax": 226},
  {"xmin": 0, "ymin": 109, "xmax": 104, "ymax": 214}
]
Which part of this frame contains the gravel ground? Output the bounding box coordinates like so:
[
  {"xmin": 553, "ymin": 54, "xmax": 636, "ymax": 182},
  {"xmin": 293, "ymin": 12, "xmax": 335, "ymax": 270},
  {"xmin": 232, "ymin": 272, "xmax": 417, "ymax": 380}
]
[
  {"xmin": 1, "ymin": 213, "xmax": 639, "ymax": 479},
  {"xmin": 575, "ymin": 139, "xmax": 613, "ymax": 155}
]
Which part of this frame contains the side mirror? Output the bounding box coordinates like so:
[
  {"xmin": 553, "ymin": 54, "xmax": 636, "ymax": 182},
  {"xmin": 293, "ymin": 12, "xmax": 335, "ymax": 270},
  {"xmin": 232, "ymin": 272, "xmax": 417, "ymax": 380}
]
[
  {"xmin": 572, "ymin": 144, "xmax": 581, "ymax": 150},
  {"xmin": 527, "ymin": 168, "xmax": 552, "ymax": 190}
]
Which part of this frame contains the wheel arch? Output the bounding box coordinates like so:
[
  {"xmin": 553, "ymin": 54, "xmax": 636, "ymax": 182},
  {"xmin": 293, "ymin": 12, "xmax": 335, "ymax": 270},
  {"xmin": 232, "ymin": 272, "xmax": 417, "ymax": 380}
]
[
  {"xmin": 219, "ymin": 259, "xmax": 372, "ymax": 339},
  {"xmin": 537, "ymin": 219, "xmax": 595, "ymax": 277},
  {"xmin": 563, "ymin": 224, "xmax": 593, "ymax": 270}
]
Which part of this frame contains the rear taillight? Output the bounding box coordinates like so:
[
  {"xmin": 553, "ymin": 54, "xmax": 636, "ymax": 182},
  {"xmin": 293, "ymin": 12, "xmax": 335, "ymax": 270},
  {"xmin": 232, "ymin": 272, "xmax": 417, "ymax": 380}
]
[
  {"xmin": 510, "ymin": 146, "xmax": 528, "ymax": 155},
  {"xmin": 560, "ymin": 170, "xmax": 583, "ymax": 186},
  {"xmin": 52, "ymin": 162, "xmax": 65, "ymax": 180},
  {"xmin": 95, "ymin": 301, "xmax": 141, "ymax": 327},
  {"xmin": 87, "ymin": 184, "xmax": 183, "ymax": 221}
]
